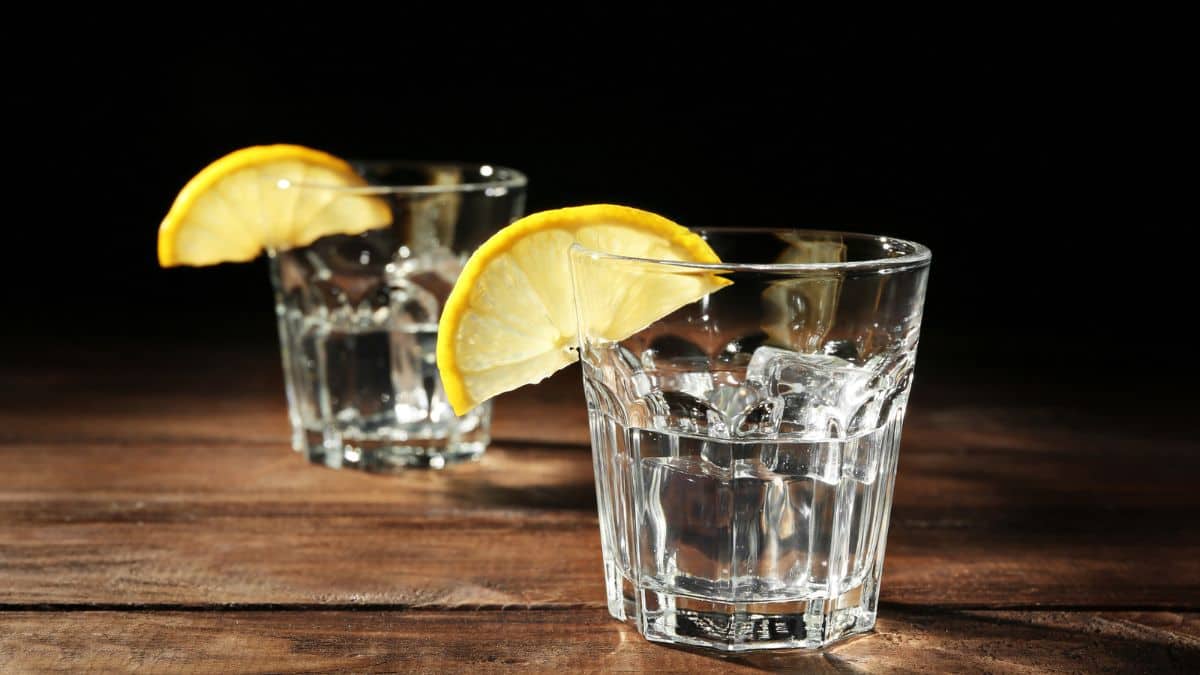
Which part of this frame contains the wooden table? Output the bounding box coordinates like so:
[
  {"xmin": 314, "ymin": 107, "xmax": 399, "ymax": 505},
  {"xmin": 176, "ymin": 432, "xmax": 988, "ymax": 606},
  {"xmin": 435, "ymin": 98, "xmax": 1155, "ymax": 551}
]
[{"xmin": 2, "ymin": 343, "xmax": 1197, "ymax": 672}]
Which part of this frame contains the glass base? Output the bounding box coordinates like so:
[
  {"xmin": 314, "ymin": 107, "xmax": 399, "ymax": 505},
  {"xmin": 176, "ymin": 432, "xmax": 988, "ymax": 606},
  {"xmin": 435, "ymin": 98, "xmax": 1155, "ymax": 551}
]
[
  {"xmin": 298, "ymin": 428, "xmax": 486, "ymax": 472},
  {"xmin": 604, "ymin": 561, "xmax": 879, "ymax": 651}
]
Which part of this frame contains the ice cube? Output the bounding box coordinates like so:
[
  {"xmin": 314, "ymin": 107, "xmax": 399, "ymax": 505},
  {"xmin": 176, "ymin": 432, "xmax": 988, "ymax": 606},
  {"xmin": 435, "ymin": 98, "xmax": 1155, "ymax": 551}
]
[
  {"xmin": 637, "ymin": 336, "xmax": 714, "ymax": 403},
  {"xmin": 304, "ymin": 233, "xmax": 395, "ymax": 307},
  {"xmin": 747, "ymin": 346, "xmax": 878, "ymax": 439},
  {"xmin": 707, "ymin": 382, "xmax": 782, "ymax": 439},
  {"xmin": 657, "ymin": 371, "xmax": 714, "ymax": 401},
  {"xmin": 772, "ymin": 354, "xmax": 871, "ymax": 399},
  {"xmin": 417, "ymin": 248, "xmax": 465, "ymax": 286},
  {"xmin": 745, "ymin": 345, "xmax": 793, "ymax": 384},
  {"xmin": 738, "ymin": 398, "xmax": 784, "ymax": 437},
  {"xmin": 821, "ymin": 339, "xmax": 860, "ymax": 362},
  {"xmin": 747, "ymin": 347, "xmax": 866, "ymax": 396},
  {"xmin": 389, "ymin": 279, "xmax": 440, "ymax": 326},
  {"xmin": 858, "ymin": 352, "xmax": 914, "ymax": 432},
  {"xmin": 650, "ymin": 390, "xmax": 720, "ymax": 435},
  {"xmin": 708, "ymin": 383, "xmax": 763, "ymax": 424},
  {"xmin": 387, "ymin": 246, "xmax": 465, "ymax": 310}
]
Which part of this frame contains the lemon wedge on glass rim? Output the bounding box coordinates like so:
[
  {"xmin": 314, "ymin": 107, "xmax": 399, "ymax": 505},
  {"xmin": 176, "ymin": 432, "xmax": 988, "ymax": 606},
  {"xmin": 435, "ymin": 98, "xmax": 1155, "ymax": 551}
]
[
  {"xmin": 157, "ymin": 144, "xmax": 391, "ymax": 267},
  {"xmin": 436, "ymin": 204, "xmax": 730, "ymax": 415}
]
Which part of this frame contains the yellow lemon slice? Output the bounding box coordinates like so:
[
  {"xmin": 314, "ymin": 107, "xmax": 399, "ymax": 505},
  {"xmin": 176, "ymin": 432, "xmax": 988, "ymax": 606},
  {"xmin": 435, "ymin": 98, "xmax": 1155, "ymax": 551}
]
[
  {"xmin": 436, "ymin": 204, "xmax": 730, "ymax": 414},
  {"xmin": 158, "ymin": 144, "xmax": 391, "ymax": 266},
  {"xmin": 761, "ymin": 234, "xmax": 847, "ymax": 351}
]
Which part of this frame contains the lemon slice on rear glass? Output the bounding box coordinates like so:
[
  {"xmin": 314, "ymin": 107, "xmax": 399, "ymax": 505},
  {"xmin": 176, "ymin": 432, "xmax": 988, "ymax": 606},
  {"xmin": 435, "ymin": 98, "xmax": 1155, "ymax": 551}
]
[
  {"xmin": 436, "ymin": 204, "xmax": 730, "ymax": 414},
  {"xmin": 158, "ymin": 144, "xmax": 391, "ymax": 267},
  {"xmin": 761, "ymin": 235, "xmax": 847, "ymax": 351}
]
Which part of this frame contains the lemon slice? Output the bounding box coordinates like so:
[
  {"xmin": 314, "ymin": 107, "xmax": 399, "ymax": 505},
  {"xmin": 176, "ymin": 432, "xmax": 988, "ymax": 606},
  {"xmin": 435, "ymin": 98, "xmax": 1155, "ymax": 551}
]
[
  {"xmin": 158, "ymin": 144, "xmax": 391, "ymax": 267},
  {"xmin": 436, "ymin": 204, "xmax": 730, "ymax": 414},
  {"xmin": 761, "ymin": 235, "xmax": 847, "ymax": 351}
]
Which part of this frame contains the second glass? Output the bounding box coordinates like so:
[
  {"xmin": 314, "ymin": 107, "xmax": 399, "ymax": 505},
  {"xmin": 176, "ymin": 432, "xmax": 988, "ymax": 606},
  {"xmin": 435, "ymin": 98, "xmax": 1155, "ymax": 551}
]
[{"xmin": 270, "ymin": 162, "xmax": 526, "ymax": 471}]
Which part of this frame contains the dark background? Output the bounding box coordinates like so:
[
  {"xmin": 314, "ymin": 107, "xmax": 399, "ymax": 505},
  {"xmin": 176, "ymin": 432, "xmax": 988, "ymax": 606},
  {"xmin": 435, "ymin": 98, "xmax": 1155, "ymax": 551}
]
[{"xmin": 6, "ymin": 18, "xmax": 1184, "ymax": 401}]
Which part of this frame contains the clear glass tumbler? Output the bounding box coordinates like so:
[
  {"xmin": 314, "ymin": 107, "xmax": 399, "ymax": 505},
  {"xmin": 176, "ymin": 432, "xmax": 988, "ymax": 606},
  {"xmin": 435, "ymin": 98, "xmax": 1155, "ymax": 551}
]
[
  {"xmin": 570, "ymin": 229, "xmax": 930, "ymax": 650},
  {"xmin": 270, "ymin": 162, "xmax": 526, "ymax": 471}
]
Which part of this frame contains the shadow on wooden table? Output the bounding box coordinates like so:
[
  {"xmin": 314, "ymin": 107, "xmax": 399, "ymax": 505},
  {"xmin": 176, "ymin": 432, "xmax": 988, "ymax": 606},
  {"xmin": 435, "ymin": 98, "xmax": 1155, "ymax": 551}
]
[
  {"xmin": 432, "ymin": 443, "xmax": 599, "ymax": 512},
  {"xmin": 444, "ymin": 468, "xmax": 598, "ymax": 512}
]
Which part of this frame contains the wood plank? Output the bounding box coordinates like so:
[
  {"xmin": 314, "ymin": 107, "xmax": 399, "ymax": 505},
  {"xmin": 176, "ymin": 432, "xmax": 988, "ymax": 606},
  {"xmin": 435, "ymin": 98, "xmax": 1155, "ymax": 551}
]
[
  {"xmin": 0, "ymin": 444, "xmax": 596, "ymax": 510},
  {"xmin": 0, "ymin": 442, "xmax": 1195, "ymax": 607},
  {"xmin": 2, "ymin": 340, "xmax": 1187, "ymax": 450},
  {"xmin": 2, "ymin": 350, "xmax": 1196, "ymax": 608},
  {"xmin": 1, "ymin": 503, "xmax": 1193, "ymax": 608},
  {"xmin": 5, "ymin": 378, "xmax": 1195, "ymax": 511},
  {"xmin": 0, "ymin": 446, "xmax": 603, "ymax": 606},
  {"xmin": 1, "ymin": 609, "xmax": 1196, "ymax": 673},
  {"xmin": 0, "ymin": 347, "xmax": 589, "ymax": 447}
]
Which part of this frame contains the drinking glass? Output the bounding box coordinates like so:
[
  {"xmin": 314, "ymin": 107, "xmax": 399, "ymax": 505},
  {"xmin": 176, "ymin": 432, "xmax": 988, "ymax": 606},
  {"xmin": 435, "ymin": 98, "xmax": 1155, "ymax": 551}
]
[
  {"xmin": 270, "ymin": 162, "xmax": 526, "ymax": 471},
  {"xmin": 570, "ymin": 229, "xmax": 930, "ymax": 650}
]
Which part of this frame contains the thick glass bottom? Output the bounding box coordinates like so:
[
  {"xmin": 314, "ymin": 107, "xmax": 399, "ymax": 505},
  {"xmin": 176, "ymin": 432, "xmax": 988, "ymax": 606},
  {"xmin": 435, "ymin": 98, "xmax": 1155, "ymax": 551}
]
[
  {"xmin": 299, "ymin": 428, "xmax": 486, "ymax": 471},
  {"xmin": 604, "ymin": 561, "xmax": 878, "ymax": 651}
]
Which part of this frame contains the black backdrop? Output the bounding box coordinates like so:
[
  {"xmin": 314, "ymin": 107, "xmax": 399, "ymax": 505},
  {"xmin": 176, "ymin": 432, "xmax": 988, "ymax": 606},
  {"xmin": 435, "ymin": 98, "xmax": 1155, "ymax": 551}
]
[{"xmin": 7, "ymin": 18, "xmax": 1182, "ymax": 400}]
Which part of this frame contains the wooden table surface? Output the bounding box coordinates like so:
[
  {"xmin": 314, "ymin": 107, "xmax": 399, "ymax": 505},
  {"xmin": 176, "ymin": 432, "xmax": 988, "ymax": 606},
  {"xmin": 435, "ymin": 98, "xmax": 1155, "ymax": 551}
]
[{"xmin": 1, "ymin": 343, "xmax": 1197, "ymax": 673}]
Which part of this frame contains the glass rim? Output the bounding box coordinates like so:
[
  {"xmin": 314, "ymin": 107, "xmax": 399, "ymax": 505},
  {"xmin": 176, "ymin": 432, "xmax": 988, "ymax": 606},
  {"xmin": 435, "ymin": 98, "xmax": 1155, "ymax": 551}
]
[
  {"xmin": 283, "ymin": 160, "xmax": 527, "ymax": 195},
  {"xmin": 570, "ymin": 227, "xmax": 931, "ymax": 274}
]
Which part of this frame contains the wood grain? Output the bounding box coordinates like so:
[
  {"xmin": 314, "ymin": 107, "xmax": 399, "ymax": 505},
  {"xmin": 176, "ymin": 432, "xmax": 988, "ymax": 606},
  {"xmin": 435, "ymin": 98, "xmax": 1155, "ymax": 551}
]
[
  {"xmin": 0, "ymin": 348, "xmax": 590, "ymax": 447},
  {"xmin": 1, "ymin": 609, "xmax": 1196, "ymax": 673},
  {"xmin": 1, "ymin": 400, "xmax": 1196, "ymax": 607},
  {"xmin": 1, "ymin": 451, "xmax": 1196, "ymax": 608},
  {"xmin": 1, "ymin": 345, "xmax": 1197, "ymax": 670}
]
